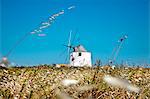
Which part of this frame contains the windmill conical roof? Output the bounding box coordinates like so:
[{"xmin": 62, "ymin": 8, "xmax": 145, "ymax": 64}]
[{"xmin": 74, "ymin": 45, "xmax": 87, "ymax": 52}]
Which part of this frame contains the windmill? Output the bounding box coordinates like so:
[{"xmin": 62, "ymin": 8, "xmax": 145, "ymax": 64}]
[
  {"xmin": 62, "ymin": 30, "xmax": 92, "ymax": 67},
  {"xmin": 108, "ymin": 35, "xmax": 128, "ymax": 65}
]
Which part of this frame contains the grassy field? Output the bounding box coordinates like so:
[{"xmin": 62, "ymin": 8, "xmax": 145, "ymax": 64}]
[{"xmin": 0, "ymin": 65, "xmax": 150, "ymax": 99}]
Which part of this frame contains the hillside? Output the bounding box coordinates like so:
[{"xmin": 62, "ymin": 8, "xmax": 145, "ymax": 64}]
[{"xmin": 0, "ymin": 66, "xmax": 150, "ymax": 99}]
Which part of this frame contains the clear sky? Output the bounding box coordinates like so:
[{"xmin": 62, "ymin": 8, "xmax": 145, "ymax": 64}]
[{"xmin": 0, "ymin": 0, "xmax": 150, "ymax": 65}]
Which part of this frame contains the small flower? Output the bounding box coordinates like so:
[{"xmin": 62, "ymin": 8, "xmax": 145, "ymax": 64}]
[
  {"xmin": 127, "ymin": 85, "xmax": 140, "ymax": 93},
  {"xmin": 103, "ymin": 75, "xmax": 140, "ymax": 93},
  {"xmin": 62, "ymin": 79, "xmax": 79, "ymax": 86}
]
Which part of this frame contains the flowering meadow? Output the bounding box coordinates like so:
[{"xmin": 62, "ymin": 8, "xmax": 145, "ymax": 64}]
[{"xmin": 0, "ymin": 65, "xmax": 150, "ymax": 99}]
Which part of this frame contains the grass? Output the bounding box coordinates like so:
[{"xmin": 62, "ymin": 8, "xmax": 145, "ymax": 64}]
[{"xmin": 0, "ymin": 65, "xmax": 150, "ymax": 99}]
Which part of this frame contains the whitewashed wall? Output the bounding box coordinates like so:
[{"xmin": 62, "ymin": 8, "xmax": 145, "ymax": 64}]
[{"xmin": 70, "ymin": 52, "xmax": 92, "ymax": 67}]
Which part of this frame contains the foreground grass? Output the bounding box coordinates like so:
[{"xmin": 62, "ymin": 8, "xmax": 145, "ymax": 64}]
[{"xmin": 0, "ymin": 66, "xmax": 150, "ymax": 99}]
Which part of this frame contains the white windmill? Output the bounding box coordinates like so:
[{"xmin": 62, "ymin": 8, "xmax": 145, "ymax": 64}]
[
  {"xmin": 64, "ymin": 31, "xmax": 92, "ymax": 67},
  {"xmin": 108, "ymin": 35, "xmax": 128, "ymax": 65},
  {"xmin": 69, "ymin": 45, "xmax": 92, "ymax": 67}
]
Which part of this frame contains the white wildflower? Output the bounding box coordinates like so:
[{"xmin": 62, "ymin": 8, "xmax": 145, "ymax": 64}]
[
  {"xmin": 127, "ymin": 85, "xmax": 140, "ymax": 93},
  {"xmin": 62, "ymin": 79, "xmax": 79, "ymax": 86},
  {"xmin": 103, "ymin": 75, "xmax": 140, "ymax": 93}
]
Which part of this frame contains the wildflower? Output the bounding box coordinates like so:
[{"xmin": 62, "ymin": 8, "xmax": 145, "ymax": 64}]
[
  {"xmin": 127, "ymin": 85, "xmax": 140, "ymax": 93},
  {"xmin": 62, "ymin": 79, "xmax": 79, "ymax": 86},
  {"xmin": 103, "ymin": 75, "xmax": 140, "ymax": 93}
]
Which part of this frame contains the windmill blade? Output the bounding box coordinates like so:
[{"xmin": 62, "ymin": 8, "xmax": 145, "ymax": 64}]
[
  {"xmin": 64, "ymin": 53, "xmax": 69, "ymax": 64},
  {"xmin": 113, "ymin": 35, "xmax": 127, "ymax": 61},
  {"xmin": 63, "ymin": 30, "xmax": 72, "ymax": 64},
  {"xmin": 52, "ymin": 48, "xmax": 68, "ymax": 64},
  {"xmin": 114, "ymin": 35, "xmax": 127, "ymax": 61},
  {"xmin": 58, "ymin": 48, "xmax": 68, "ymax": 58},
  {"xmin": 109, "ymin": 44, "xmax": 118, "ymax": 62},
  {"xmin": 62, "ymin": 30, "xmax": 74, "ymax": 64},
  {"xmin": 109, "ymin": 35, "xmax": 128, "ymax": 64},
  {"xmin": 68, "ymin": 30, "xmax": 72, "ymax": 56},
  {"xmin": 58, "ymin": 46, "xmax": 70, "ymax": 64},
  {"xmin": 113, "ymin": 41, "xmax": 124, "ymax": 62},
  {"xmin": 71, "ymin": 29, "xmax": 78, "ymax": 46}
]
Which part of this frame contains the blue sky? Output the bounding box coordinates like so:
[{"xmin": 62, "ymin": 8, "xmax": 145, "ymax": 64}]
[{"xmin": 0, "ymin": 0, "xmax": 149, "ymax": 65}]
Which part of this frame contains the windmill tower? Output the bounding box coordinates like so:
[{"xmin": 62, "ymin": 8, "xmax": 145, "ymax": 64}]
[
  {"xmin": 63, "ymin": 31, "xmax": 92, "ymax": 67},
  {"xmin": 70, "ymin": 45, "xmax": 92, "ymax": 67}
]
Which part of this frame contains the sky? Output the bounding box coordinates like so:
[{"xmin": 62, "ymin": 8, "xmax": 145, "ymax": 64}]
[{"xmin": 0, "ymin": 0, "xmax": 150, "ymax": 65}]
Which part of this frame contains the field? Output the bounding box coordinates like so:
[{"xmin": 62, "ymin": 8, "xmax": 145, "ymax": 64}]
[{"xmin": 0, "ymin": 65, "xmax": 150, "ymax": 99}]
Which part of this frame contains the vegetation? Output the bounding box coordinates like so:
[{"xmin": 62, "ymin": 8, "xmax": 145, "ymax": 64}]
[{"xmin": 0, "ymin": 65, "xmax": 150, "ymax": 99}]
